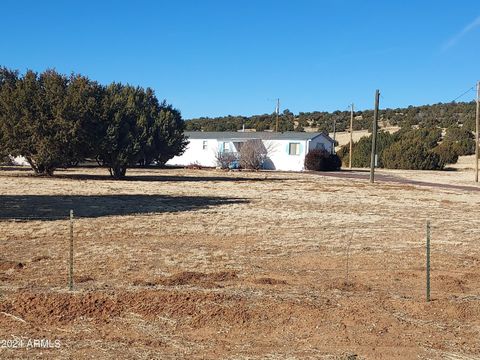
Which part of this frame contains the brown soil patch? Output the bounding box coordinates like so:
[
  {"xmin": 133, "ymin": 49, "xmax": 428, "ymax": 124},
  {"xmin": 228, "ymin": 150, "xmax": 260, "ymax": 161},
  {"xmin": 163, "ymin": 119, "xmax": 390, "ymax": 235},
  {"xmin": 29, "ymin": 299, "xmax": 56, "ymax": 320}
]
[{"xmin": 0, "ymin": 259, "xmax": 24, "ymax": 271}]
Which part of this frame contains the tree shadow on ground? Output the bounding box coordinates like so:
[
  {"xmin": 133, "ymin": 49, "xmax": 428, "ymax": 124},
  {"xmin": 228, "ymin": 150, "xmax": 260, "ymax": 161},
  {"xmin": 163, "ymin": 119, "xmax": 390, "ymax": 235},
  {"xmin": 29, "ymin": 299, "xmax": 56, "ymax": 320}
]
[
  {"xmin": 54, "ymin": 173, "xmax": 287, "ymax": 182},
  {"xmin": 0, "ymin": 166, "xmax": 32, "ymax": 172},
  {"xmin": 0, "ymin": 195, "xmax": 248, "ymax": 221}
]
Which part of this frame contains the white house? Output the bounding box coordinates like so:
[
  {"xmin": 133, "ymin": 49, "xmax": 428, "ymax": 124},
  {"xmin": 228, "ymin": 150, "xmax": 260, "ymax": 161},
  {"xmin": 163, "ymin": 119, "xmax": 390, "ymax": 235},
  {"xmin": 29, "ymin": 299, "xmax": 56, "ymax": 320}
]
[{"xmin": 167, "ymin": 131, "xmax": 335, "ymax": 171}]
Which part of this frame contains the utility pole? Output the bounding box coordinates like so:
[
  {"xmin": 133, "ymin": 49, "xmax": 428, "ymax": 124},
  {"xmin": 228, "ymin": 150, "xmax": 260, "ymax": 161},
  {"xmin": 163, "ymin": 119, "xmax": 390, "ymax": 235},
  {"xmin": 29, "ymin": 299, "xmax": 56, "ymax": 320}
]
[
  {"xmin": 370, "ymin": 90, "xmax": 380, "ymax": 183},
  {"xmin": 349, "ymin": 103, "xmax": 354, "ymax": 169},
  {"xmin": 275, "ymin": 98, "xmax": 280, "ymax": 132},
  {"xmin": 476, "ymin": 81, "xmax": 480, "ymax": 183}
]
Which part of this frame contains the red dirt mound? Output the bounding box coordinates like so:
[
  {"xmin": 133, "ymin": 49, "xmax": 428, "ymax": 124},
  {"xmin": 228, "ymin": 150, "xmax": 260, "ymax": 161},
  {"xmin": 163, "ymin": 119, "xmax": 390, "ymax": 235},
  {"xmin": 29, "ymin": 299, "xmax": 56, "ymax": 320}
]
[
  {"xmin": 0, "ymin": 292, "xmax": 122, "ymax": 324},
  {"xmin": 0, "ymin": 290, "xmax": 246, "ymax": 326},
  {"xmin": 0, "ymin": 259, "xmax": 24, "ymax": 271}
]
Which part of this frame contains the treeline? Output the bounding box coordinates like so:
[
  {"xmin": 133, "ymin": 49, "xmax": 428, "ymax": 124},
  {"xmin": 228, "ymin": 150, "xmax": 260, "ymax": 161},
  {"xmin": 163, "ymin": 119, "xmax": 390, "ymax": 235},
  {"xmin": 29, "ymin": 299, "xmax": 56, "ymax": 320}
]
[
  {"xmin": 0, "ymin": 67, "xmax": 187, "ymax": 178},
  {"xmin": 186, "ymin": 102, "xmax": 477, "ymax": 133},
  {"xmin": 187, "ymin": 109, "xmax": 297, "ymax": 132},
  {"xmin": 337, "ymin": 126, "xmax": 475, "ymax": 170}
]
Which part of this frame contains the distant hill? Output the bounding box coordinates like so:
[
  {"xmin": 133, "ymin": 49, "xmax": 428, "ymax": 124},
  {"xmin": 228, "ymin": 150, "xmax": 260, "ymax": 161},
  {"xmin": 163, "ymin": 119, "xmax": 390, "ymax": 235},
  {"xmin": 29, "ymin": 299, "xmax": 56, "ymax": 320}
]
[{"xmin": 186, "ymin": 101, "xmax": 477, "ymax": 134}]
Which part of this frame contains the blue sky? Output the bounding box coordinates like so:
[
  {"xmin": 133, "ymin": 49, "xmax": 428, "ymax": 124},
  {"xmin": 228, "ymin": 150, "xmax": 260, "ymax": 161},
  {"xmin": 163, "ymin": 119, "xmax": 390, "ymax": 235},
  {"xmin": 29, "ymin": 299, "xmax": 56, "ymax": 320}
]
[{"xmin": 1, "ymin": 0, "xmax": 479, "ymax": 118}]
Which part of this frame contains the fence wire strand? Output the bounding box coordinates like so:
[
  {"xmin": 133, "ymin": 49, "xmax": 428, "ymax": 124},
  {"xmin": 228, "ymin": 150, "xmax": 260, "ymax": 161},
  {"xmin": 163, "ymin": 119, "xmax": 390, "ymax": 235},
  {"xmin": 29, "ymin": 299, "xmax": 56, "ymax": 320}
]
[{"xmin": 1, "ymin": 212, "xmax": 479, "ymax": 298}]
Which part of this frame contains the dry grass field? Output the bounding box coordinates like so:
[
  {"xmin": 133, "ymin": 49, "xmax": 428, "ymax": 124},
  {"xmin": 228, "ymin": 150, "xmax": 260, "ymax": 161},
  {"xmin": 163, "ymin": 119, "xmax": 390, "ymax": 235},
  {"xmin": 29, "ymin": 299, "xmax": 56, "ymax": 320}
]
[
  {"xmin": 333, "ymin": 126, "xmax": 400, "ymax": 152},
  {"xmin": 0, "ymin": 166, "xmax": 479, "ymax": 359}
]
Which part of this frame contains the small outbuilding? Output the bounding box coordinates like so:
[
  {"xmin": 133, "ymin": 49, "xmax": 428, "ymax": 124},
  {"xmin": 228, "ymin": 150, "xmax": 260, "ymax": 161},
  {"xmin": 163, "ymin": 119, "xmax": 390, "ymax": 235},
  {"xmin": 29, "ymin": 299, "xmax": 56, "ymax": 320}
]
[{"xmin": 167, "ymin": 131, "xmax": 335, "ymax": 171}]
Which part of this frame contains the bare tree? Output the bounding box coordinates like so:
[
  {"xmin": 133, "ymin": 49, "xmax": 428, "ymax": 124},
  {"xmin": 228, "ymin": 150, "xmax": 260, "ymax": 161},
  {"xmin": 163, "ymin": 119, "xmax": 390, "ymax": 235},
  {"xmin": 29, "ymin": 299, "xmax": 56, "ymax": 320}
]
[
  {"xmin": 215, "ymin": 151, "xmax": 238, "ymax": 169},
  {"xmin": 239, "ymin": 139, "xmax": 271, "ymax": 170}
]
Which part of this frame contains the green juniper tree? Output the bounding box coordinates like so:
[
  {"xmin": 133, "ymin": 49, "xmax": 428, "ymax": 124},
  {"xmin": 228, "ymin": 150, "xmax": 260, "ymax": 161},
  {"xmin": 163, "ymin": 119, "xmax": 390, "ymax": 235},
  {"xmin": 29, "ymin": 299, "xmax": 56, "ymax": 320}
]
[
  {"xmin": 1, "ymin": 67, "xmax": 186, "ymax": 178},
  {"xmin": 97, "ymin": 84, "xmax": 187, "ymax": 178}
]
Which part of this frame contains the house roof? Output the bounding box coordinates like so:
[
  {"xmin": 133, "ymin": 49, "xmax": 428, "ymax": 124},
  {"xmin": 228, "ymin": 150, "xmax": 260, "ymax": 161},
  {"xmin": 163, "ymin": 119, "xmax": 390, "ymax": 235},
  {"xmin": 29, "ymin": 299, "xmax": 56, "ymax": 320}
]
[{"xmin": 185, "ymin": 131, "xmax": 334, "ymax": 143}]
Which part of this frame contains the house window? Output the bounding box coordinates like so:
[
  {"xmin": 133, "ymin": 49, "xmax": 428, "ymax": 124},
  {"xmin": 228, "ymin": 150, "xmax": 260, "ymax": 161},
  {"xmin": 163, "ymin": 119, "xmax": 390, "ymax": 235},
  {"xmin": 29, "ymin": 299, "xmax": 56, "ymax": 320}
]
[
  {"xmin": 202, "ymin": 141, "xmax": 208, "ymax": 150},
  {"xmin": 223, "ymin": 142, "xmax": 230, "ymax": 152},
  {"xmin": 315, "ymin": 143, "xmax": 325, "ymax": 150},
  {"xmin": 289, "ymin": 142, "xmax": 300, "ymax": 155}
]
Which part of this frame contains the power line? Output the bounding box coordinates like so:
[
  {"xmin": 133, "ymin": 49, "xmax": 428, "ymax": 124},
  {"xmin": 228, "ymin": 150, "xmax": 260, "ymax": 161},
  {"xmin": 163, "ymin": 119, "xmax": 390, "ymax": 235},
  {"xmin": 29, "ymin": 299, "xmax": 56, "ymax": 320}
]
[{"xmin": 452, "ymin": 85, "xmax": 476, "ymax": 102}]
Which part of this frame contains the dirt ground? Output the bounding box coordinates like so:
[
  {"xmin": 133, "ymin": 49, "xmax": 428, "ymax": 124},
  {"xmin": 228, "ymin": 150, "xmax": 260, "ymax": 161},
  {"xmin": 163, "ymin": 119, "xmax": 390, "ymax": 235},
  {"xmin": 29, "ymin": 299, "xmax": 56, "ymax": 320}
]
[{"xmin": 0, "ymin": 166, "xmax": 479, "ymax": 359}]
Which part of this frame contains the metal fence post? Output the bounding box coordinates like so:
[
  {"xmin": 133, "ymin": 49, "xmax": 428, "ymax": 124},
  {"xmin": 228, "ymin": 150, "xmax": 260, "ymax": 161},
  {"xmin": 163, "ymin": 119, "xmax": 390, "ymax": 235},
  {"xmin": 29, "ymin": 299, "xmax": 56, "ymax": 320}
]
[
  {"xmin": 426, "ymin": 220, "xmax": 431, "ymax": 302},
  {"xmin": 69, "ymin": 209, "xmax": 74, "ymax": 291}
]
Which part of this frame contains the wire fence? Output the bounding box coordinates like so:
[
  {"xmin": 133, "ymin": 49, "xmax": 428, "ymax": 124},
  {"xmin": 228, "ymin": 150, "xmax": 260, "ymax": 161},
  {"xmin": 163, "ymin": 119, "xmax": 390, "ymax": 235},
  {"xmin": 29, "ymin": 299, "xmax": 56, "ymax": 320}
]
[{"xmin": 0, "ymin": 211, "xmax": 479, "ymax": 302}]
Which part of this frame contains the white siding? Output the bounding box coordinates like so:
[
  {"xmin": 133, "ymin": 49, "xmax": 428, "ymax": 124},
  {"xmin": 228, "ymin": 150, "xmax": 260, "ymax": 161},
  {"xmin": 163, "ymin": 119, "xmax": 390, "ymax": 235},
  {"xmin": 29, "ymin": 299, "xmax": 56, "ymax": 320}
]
[
  {"xmin": 168, "ymin": 138, "xmax": 219, "ymax": 167},
  {"xmin": 167, "ymin": 134, "xmax": 334, "ymax": 171},
  {"xmin": 263, "ymin": 139, "xmax": 308, "ymax": 171}
]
